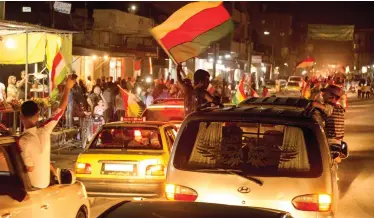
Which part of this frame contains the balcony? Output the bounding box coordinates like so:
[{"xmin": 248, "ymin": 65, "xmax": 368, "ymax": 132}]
[{"xmin": 93, "ymin": 9, "xmax": 155, "ymax": 37}]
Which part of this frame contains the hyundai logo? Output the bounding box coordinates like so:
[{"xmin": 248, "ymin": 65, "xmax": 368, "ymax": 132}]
[{"xmin": 237, "ymin": 186, "xmax": 251, "ymax": 194}]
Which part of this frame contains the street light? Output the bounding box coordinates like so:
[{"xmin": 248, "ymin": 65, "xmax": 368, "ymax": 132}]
[
  {"xmin": 284, "ymin": 63, "xmax": 288, "ymax": 66},
  {"xmin": 129, "ymin": 4, "xmax": 137, "ymax": 14},
  {"xmin": 92, "ymin": 55, "xmax": 97, "ymax": 60},
  {"xmin": 264, "ymin": 31, "xmax": 270, "ymax": 35},
  {"xmin": 104, "ymin": 55, "xmax": 109, "ymax": 61}
]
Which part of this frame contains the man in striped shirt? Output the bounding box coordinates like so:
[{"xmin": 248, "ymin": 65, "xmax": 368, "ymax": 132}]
[{"xmin": 312, "ymin": 85, "xmax": 345, "ymax": 163}]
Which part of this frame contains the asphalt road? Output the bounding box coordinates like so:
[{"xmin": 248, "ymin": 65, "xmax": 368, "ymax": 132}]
[{"xmin": 51, "ymin": 97, "xmax": 374, "ymax": 218}]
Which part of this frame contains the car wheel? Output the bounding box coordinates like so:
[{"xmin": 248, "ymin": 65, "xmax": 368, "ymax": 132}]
[{"xmin": 75, "ymin": 209, "xmax": 87, "ymax": 218}]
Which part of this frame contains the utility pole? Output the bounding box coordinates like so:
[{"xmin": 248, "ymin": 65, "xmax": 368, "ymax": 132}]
[
  {"xmin": 270, "ymin": 19, "xmax": 275, "ymax": 80},
  {"xmin": 0, "ymin": 1, "xmax": 5, "ymax": 19},
  {"xmin": 212, "ymin": 43, "xmax": 219, "ymax": 78},
  {"xmin": 50, "ymin": 1, "xmax": 55, "ymax": 28}
]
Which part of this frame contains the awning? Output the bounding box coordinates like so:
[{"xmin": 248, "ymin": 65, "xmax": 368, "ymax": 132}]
[
  {"xmin": 73, "ymin": 46, "xmax": 158, "ymax": 59},
  {"xmin": 0, "ymin": 19, "xmax": 78, "ymax": 36}
]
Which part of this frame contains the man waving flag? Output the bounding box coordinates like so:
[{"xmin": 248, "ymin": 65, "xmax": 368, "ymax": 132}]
[
  {"xmin": 150, "ymin": 1, "xmax": 233, "ymax": 63},
  {"xmin": 117, "ymin": 85, "xmax": 145, "ymax": 117}
]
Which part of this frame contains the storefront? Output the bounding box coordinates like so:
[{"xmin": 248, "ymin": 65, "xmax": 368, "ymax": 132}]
[{"xmin": 72, "ymin": 46, "xmax": 157, "ymax": 81}]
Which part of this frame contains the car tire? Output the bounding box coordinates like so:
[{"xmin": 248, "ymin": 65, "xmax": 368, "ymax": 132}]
[{"xmin": 75, "ymin": 209, "xmax": 87, "ymax": 218}]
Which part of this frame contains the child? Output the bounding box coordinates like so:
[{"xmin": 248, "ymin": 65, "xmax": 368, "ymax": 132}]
[{"xmin": 312, "ymin": 85, "xmax": 345, "ymax": 163}]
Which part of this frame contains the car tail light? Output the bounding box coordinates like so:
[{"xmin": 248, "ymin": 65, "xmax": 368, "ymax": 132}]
[
  {"xmin": 165, "ymin": 184, "xmax": 198, "ymax": 201},
  {"xmin": 76, "ymin": 163, "xmax": 91, "ymax": 174},
  {"xmin": 145, "ymin": 164, "xmax": 165, "ymax": 176},
  {"xmin": 292, "ymin": 194, "xmax": 331, "ymax": 212}
]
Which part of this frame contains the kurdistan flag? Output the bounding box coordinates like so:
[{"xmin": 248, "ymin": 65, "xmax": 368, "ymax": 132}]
[
  {"xmin": 118, "ymin": 85, "xmax": 145, "ymax": 117},
  {"xmin": 51, "ymin": 51, "xmax": 68, "ymax": 98}
]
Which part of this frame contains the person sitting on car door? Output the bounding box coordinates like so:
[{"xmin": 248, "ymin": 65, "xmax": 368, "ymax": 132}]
[
  {"xmin": 176, "ymin": 64, "xmax": 220, "ymax": 116},
  {"xmin": 18, "ymin": 76, "xmax": 75, "ymax": 189},
  {"xmin": 312, "ymin": 84, "xmax": 345, "ymax": 163}
]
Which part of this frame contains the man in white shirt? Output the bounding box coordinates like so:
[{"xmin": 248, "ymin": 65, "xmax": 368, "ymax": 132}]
[
  {"xmin": 86, "ymin": 76, "xmax": 94, "ymax": 93},
  {"xmin": 18, "ymin": 76, "xmax": 75, "ymax": 189}
]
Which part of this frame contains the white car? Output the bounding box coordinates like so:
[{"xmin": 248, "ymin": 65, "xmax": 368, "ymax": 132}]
[
  {"xmin": 0, "ymin": 136, "xmax": 90, "ymax": 218},
  {"xmin": 166, "ymin": 97, "xmax": 347, "ymax": 218}
]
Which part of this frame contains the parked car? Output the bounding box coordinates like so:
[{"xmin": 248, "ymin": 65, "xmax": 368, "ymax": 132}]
[
  {"xmin": 166, "ymin": 97, "xmax": 347, "ymax": 218},
  {"xmin": 75, "ymin": 120, "xmax": 177, "ymax": 199},
  {"xmin": 0, "ymin": 136, "xmax": 90, "ymax": 218},
  {"xmin": 98, "ymin": 201, "xmax": 293, "ymax": 218},
  {"xmin": 288, "ymin": 76, "xmax": 304, "ymax": 88}
]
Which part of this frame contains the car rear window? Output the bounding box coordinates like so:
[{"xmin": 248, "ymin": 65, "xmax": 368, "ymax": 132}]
[
  {"xmin": 90, "ymin": 127, "xmax": 163, "ymax": 150},
  {"xmin": 143, "ymin": 108, "xmax": 184, "ymax": 122},
  {"xmin": 288, "ymin": 82, "xmax": 299, "ymax": 86},
  {"xmin": 289, "ymin": 77, "xmax": 301, "ymax": 82},
  {"xmin": 173, "ymin": 121, "xmax": 322, "ymax": 177}
]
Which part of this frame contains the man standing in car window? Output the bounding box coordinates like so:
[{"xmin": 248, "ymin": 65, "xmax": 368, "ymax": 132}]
[
  {"xmin": 18, "ymin": 76, "xmax": 75, "ymax": 189},
  {"xmin": 176, "ymin": 64, "xmax": 220, "ymax": 116},
  {"xmin": 312, "ymin": 85, "xmax": 345, "ymax": 163}
]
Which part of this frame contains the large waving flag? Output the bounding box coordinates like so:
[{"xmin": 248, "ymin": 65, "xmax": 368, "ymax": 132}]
[
  {"xmin": 296, "ymin": 57, "xmax": 314, "ymax": 68},
  {"xmin": 150, "ymin": 1, "xmax": 233, "ymax": 63},
  {"xmin": 51, "ymin": 51, "xmax": 68, "ymax": 98},
  {"xmin": 232, "ymin": 79, "xmax": 247, "ymax": 105},
  {"xmin": 118, "ymin": 85, "xmax": 145, "ymax": 117}
]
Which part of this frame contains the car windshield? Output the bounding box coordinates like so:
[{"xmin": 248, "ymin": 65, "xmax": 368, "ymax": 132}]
[
  {"xmin": 288, "ymin": 82, "xmax": 299, "ymax": 86},
  {"xmin": 143, "ymin": 108, "xmax": 184, "ymax": 122},
  {"xmin": 289, "ymin": 77, "xmax": 301, "ymax": 82},
  {"xmin": 266, "ymin": 81, "xmax": 275, "ymax": 85},
  {"xmin": 90, "ymin": 126, "xmax": 163, "ymax": 150},
  {"xmin": 173, "ymin": 121, "xmax": 322, "ymax": 177}
]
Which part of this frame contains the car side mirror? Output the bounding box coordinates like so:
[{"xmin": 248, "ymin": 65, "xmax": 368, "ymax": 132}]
[
  {"xmin": 57, "ymin": 169, "xmax": 76, "ymax": 185},
  {"xmin": 340, "ymin": 141, "xmax": 349, "ymax": 159}
]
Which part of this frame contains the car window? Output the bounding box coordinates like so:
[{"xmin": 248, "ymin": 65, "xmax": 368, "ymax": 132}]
[
  {"xmin": 164, "ymin": 127, "xmax": 176, "ymax": 152},
  {"xmin": 174, "ymin": 121, "xmax": 322, "ymax": 177},
  {"xmin": 143, "ymin": 108, "xmax": 184, "ymax": 122},
  {"xmin": 289, "ymin": 77, "xmax": 301, "ymax": 82},
  {"xmin": 90, "ymin": 127, "xmax": 163, "ymax": 150},
  {"xmin": 288, "ymin": 82, "xmax": 299, "ymax": 86},
  {"xmin": 0, "ymin": 149, "xmax": 10, "ymax": 176}
]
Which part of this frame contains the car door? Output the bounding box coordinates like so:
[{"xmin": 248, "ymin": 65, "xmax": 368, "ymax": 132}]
[
  {"xmin": 0, "ymin": 146, "xmax": 41, "ymax": 218},
  {"xmin": 161, "ymin": 125, "xmax": 177, "ymax": 153}
]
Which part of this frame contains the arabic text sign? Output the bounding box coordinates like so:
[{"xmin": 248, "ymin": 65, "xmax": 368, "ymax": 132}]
[{"xmin": 54, "ymin": 2, "xmax": 71, "ymax": 15}]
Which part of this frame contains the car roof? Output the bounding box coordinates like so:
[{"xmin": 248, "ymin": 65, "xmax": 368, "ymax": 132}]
[
  {"xmin": 151, "ymin": 98, "xmax": 184, "ymax": 105},
  {"xmin": 99, "ymin": 201, "xmax": 291, "ymax": 218},
  {"xmin": 103, "ymin": 121, "xmax": 168, "ymax": 127},
  {"xmin": 0, "ymin": 136, "xmax": 16, "ymax": 146},
  {"xmin": 185, "ymin": 97, "xmax": 323, "ymax": 124}
]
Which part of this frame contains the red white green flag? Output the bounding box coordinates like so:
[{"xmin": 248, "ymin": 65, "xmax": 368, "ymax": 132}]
[
  {"xmin": 51, "ymin": 51, "xmax": 68, "ymax": 97},
  {"xmin": 150, "ymin": 1, "xmax": 233, "ymax": 63},
  {"xmin": 232, "ymin": 79, "xmax": 247, "ymax": 105}
]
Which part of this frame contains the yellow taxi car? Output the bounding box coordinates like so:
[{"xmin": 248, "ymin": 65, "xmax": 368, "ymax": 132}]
[{"xmin": 75, "ymin": 119, "xmax": 177, "ymax": 198}]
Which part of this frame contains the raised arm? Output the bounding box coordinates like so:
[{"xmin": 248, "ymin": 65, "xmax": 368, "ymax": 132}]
[
  {"xmin": 176, "ymin": 64, "xmax": 188, "ymax": 92},
  {"xmin": 58, "ymin": 75, "xmax": 76, "ymax": 111}
]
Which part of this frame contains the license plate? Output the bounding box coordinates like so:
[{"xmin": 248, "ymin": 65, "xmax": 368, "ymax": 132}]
[{"xmin": 104, "ymin": 164, "xmax": 134, "ymax": 172}]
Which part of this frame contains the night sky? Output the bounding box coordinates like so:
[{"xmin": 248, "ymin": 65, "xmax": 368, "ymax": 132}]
[{"xmin": 5, "ymin": 1, "xmax": 374, "ymax": 28}]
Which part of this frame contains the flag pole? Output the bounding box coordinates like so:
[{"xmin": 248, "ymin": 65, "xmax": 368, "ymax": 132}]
[{"xmin": 149, "ymin": 30, "xmax": 187, "ymax": 78}]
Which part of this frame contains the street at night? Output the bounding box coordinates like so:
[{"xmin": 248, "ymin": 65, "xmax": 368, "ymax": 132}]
[{"xmin": 49, "ymin": 97, "xmax": 374, "ymax": 218}]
